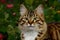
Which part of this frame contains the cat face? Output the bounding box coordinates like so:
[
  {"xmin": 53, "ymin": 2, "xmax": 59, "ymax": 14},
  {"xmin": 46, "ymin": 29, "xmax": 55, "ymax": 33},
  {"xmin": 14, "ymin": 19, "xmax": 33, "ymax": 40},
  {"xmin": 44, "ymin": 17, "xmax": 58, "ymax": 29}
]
[{"xmin": 18, "ymin": 4, "xmax": 45, "ymax": 32}]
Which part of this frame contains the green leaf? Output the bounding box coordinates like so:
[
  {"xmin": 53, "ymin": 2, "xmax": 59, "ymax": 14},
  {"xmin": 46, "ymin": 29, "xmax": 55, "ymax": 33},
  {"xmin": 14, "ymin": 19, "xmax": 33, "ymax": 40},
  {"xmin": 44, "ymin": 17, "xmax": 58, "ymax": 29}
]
[
  {"xmin": 25, "ymin": 0, "xmax": 34, "ymax": 5},
  {"xmin": 4, "ymin": 12, "xmax": 9, "ymax": 20},
  {"xmin": 0, "ymin": 5, "xmax": 4, "ymax": 10}
]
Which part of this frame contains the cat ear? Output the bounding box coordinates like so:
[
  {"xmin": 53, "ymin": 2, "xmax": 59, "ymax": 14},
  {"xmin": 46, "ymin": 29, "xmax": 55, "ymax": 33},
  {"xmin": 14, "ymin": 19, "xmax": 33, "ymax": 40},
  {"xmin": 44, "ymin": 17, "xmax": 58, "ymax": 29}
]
[
  {"xmin": 35, "ymin": 4, "xmax": 44, "ymax": 14},
  {"xmin": 35, "ymin": 4, "xmax": 44, "ymax": 20},
  {"xmin": 20, "ymin": 4, "xmax": 27, "ymax": 16}
]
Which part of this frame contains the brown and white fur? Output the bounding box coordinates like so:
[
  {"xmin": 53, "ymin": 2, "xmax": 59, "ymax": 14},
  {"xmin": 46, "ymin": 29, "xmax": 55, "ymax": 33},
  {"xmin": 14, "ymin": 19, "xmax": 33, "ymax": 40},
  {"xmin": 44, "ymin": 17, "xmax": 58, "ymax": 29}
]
[{"xmin": 18, "ymin": 4, "xmax": 47, "ymax": 40}]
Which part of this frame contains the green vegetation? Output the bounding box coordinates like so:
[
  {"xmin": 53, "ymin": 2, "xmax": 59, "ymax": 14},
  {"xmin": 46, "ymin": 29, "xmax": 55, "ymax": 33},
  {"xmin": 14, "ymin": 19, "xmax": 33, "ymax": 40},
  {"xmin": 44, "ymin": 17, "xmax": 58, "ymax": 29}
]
[{"xmin": 0, "ymin": 0, "xmax": 60, "ymax": 40}]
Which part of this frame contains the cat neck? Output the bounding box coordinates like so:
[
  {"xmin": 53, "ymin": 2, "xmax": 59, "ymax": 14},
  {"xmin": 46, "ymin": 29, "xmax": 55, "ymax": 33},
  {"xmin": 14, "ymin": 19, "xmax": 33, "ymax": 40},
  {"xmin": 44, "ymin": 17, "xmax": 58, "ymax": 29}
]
[{"xmin": 23, "ymin": 31, "xmax": 38, "ymax": 40}]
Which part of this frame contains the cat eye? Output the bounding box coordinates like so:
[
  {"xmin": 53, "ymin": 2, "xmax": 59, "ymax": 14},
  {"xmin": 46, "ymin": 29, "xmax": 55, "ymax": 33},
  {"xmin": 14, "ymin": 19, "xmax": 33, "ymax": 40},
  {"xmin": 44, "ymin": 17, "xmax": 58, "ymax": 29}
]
[{"xmin": 34, "ymin": 18, "xmax": 36, "ymax": 20}]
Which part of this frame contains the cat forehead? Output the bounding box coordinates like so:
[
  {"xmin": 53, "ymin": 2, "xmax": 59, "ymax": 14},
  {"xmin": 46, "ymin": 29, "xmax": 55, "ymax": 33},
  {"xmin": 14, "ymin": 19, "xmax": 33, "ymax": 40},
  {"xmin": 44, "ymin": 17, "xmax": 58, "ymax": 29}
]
[{"xmin": 28, "ymin": 10, "xmax": 35, "ymax": 16}]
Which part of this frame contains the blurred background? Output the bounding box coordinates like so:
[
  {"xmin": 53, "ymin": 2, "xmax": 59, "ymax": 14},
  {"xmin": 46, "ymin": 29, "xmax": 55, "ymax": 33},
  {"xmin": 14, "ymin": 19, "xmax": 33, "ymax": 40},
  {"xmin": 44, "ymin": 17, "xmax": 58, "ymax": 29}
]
[{"xmin": 0, "ymin": 0, "xmax": 60, "ymax": 40}]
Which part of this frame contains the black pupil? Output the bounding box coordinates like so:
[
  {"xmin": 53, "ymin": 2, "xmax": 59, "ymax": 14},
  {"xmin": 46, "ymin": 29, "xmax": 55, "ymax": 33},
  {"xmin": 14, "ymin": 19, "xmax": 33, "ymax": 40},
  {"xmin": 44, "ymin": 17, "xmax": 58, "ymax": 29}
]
[
  {"xmin": 34, "ymin": 18, "xmax": 36, "ymax": 20},
  {"xmin": 26, "ymin": 18, "xmax": 28, "ymax": 20}
]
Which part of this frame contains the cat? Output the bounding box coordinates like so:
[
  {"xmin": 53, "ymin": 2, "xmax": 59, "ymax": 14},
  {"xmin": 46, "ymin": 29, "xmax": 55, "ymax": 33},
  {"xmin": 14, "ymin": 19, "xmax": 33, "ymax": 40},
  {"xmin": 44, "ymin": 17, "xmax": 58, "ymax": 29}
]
[
  {"xmin": 47, "ymin": 22, "xmax": 60, "ymax": 40},
  {"xmin": 18, "ymin": 4, "xmax": 47, "ymax": 40}
]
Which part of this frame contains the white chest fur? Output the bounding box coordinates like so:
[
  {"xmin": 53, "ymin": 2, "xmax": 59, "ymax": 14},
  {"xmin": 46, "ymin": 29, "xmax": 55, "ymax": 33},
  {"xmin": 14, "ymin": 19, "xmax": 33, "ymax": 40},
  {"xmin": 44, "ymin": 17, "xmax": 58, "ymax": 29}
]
[{"xmin": 23, "ymin": 31, "xmax": 38, "ymax": 40}]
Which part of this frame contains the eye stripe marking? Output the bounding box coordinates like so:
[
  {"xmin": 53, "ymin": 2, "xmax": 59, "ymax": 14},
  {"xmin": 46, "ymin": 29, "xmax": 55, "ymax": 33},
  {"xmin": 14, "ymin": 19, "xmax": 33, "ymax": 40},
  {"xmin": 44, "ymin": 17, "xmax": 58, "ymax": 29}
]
[
  {"xmin": 37, "ymin": 34, "xmax": 41, "ymax": 37},
  {"xmin": 38, "ymin": 32, "xmax": 43, "ymax": 34},
  {"xmin": 39, "ymin": 17, "xmax": 44, "ymax": 22}
]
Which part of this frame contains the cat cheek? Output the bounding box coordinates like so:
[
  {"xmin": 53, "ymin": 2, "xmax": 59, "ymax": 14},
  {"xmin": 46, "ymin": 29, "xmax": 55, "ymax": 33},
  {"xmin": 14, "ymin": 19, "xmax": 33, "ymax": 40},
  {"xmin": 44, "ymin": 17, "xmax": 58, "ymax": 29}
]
[
  {"xmin": 40, "ymin": 14, "xmax": 44, "ymax": 21},
  {"xmin": 40, "ymin": 14, "xmax": 44, "ymax": 17}
]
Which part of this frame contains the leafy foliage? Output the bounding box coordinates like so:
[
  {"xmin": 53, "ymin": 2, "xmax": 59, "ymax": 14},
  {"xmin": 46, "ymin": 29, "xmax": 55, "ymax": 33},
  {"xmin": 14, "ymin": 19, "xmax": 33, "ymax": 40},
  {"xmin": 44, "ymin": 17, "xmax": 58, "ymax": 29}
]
[{"xmin": 0, "ymin": 0, "xmax": 60, "ymax": 40}]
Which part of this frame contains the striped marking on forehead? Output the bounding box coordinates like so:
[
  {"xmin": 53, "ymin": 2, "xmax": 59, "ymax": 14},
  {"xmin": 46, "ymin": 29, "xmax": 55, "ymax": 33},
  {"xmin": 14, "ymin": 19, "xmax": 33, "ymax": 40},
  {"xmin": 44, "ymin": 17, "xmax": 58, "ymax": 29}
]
[{"xmin": 28, "ymin": 10, "xmax": 34, "ymax": 17}]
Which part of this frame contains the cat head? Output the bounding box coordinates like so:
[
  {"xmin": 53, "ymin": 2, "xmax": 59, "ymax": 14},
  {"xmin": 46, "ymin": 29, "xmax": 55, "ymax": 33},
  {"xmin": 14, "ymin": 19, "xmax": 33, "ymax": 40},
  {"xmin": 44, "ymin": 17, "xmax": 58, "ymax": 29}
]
[{"xmin": 19, "ymin": 4, "xmax": 45, "ymax": 32}]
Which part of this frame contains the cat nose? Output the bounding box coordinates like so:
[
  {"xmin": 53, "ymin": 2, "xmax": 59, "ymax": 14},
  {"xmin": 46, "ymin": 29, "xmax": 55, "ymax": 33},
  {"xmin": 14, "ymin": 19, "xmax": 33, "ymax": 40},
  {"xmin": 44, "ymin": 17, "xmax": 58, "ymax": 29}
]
[{"xmin": 28, "ymin": 20, "xmax": 33, "ymax": 25}]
